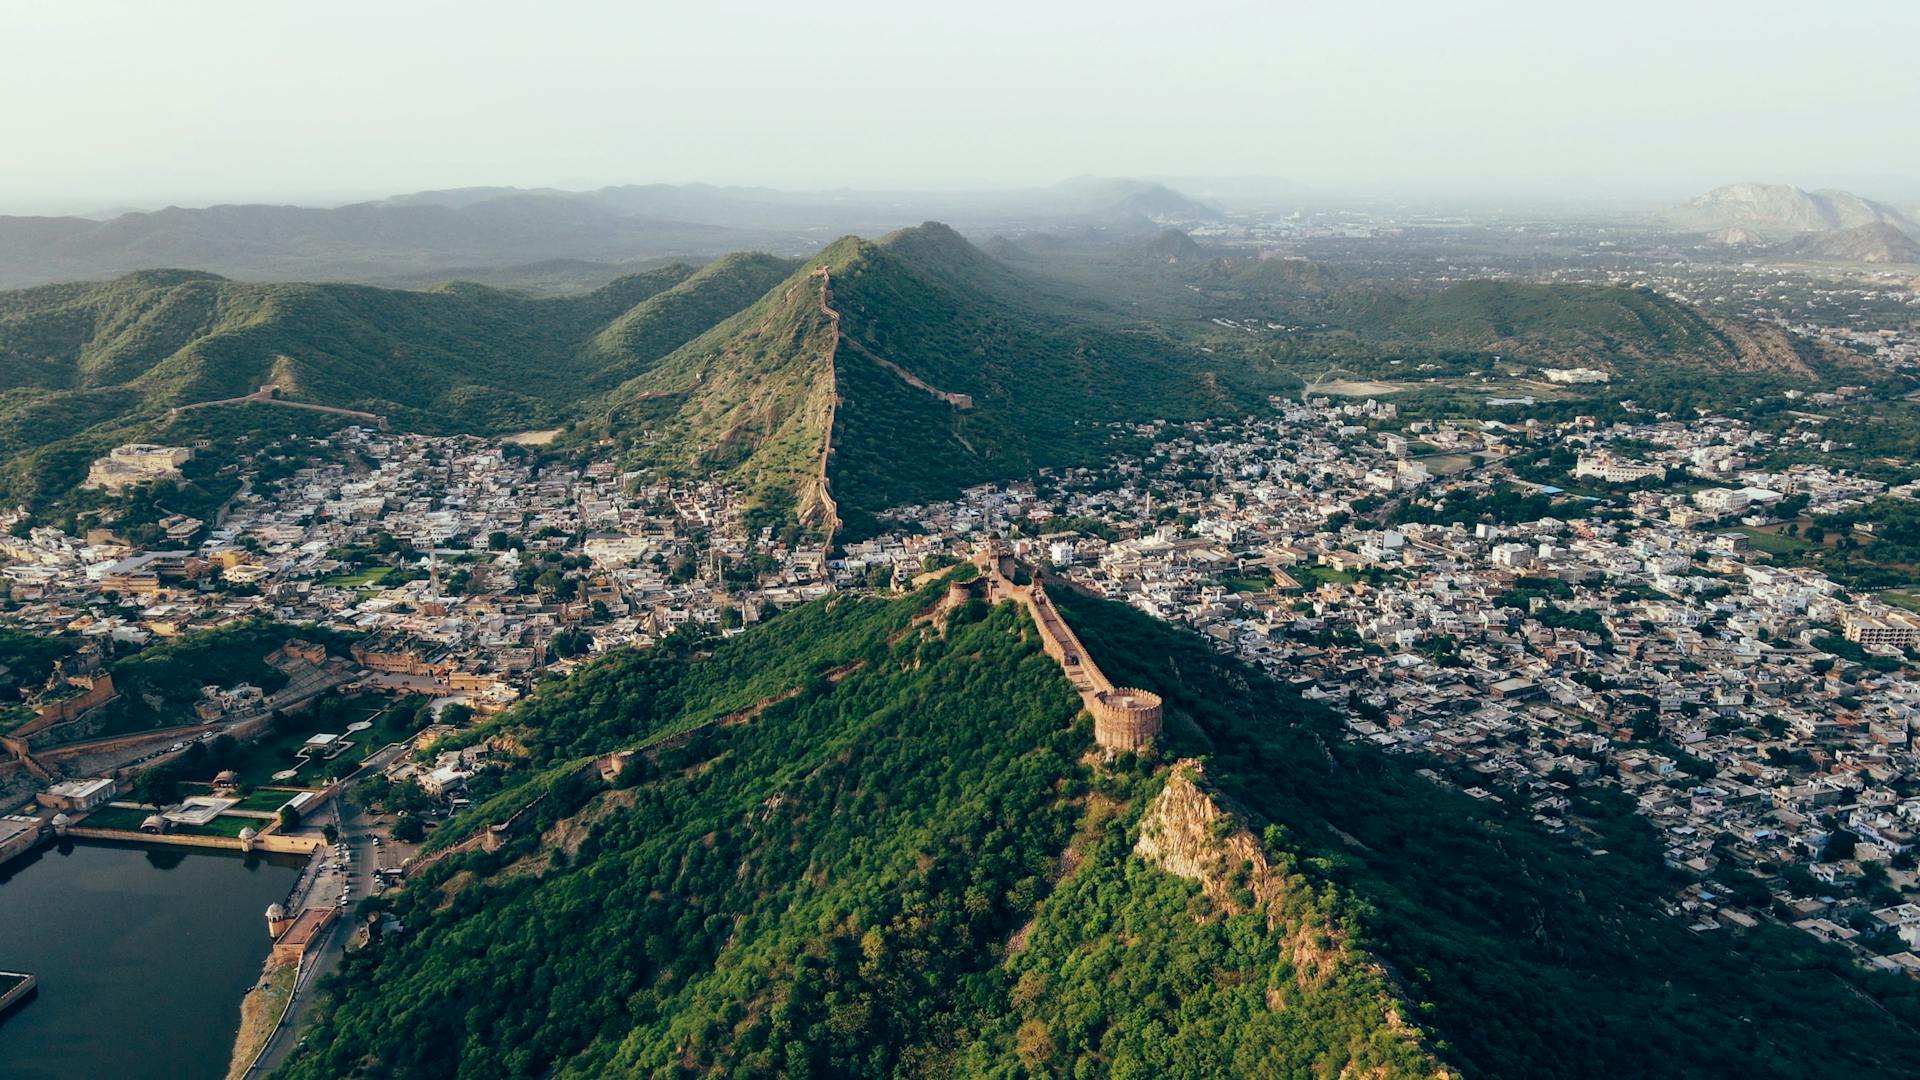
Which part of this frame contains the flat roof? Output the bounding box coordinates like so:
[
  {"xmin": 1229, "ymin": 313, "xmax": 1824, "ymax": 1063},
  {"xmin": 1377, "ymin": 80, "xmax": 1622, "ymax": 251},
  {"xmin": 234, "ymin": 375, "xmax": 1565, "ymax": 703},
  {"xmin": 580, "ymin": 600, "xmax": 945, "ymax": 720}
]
[
  {"xmin": 47, "ymin": 778, "xmax": 115, "ymax": 798},
  {"xmin": 277, "ymin": 907, "xmax": 335, "ymax": 948},
  {"xmin": 0, "ymin": 817, "xmax": 40, "ymax": 844}
]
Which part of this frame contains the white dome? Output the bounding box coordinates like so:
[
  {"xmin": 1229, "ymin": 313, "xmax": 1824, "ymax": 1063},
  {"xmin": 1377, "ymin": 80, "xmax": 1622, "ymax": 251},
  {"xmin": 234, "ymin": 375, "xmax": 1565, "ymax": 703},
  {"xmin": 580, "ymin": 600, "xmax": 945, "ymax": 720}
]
[
  {"xmin": 266, "ymin": 902, "xmax": 286, "ymax": 919},
  {"xmin": 239, "ymin": 827, "xmax": 257, "ymax": 840}
]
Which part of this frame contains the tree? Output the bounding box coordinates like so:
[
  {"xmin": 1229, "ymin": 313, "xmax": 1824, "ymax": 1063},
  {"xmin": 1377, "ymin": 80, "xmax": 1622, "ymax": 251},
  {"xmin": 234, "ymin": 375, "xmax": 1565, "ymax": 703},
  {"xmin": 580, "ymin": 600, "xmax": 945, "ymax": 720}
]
[
  {"xmin": 280, "ymin": 805, "xmax": 303, "ymax": 830},
  {"xmin": 392, "ymin": 815, "xmax": 426, "ymax": 843},
  {"xmin": 131, "ymin": 765, "xmax": 181, "ymax": 807},
  {"xmin": 1826, "ymin": 828, "xmax": 1858, "ymax": 862}
]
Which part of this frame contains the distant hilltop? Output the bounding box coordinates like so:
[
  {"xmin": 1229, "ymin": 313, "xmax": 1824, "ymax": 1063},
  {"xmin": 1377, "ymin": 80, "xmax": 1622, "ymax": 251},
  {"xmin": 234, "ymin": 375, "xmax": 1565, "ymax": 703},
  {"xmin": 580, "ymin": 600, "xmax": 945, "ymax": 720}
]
[
  {"xmin": 0, "ymin": 178, "xmax": 1221, "ymax": 290},
  {"xmin": 1662, "ymin": 182, "xmax": 1920, "ymax": 239},
  {"xmin": 1784, "ymin": 221, "xmax": 1920, "ymax": 265}
]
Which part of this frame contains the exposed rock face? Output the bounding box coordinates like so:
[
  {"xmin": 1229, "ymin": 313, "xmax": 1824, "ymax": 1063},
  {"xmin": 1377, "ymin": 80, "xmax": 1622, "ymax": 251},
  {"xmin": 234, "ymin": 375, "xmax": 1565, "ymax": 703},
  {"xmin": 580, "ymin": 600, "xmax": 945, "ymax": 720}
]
[
  {"xmin": 1133, "ymin": 760, "xmax": 1278, "ymax": 914},
  {"xmin": 1134, "ymin": 759, "xmax": 1456, "ymax": 1078}
]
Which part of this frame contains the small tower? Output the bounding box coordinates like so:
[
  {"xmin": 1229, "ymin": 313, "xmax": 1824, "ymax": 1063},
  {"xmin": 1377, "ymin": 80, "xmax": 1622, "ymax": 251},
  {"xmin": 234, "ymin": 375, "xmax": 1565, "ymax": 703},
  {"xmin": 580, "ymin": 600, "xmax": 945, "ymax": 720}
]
[
  {"xmin": 1091, "ymin": 687, "xmax": 1163, "ymax": 752},
  {"xmin": 266, "ymin": 902, "xmax": 293, "ymax": 939}
]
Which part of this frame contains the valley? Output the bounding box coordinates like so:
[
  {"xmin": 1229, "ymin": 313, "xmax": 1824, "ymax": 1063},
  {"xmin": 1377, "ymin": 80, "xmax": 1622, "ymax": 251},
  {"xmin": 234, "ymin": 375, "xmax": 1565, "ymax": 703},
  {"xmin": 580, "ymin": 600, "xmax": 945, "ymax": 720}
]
[{"xmin": 0, "ymin": 189, "xmax": 1918, "ymax": 1080}]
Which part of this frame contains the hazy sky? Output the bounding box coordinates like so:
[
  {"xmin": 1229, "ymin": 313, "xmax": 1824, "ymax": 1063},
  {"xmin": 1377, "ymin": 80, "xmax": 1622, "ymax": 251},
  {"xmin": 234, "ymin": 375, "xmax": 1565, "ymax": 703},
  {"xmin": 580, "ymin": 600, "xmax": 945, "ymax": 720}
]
[{"xmin": 3, "ymin": 0, "xmax": 1917, "ymax": 213}]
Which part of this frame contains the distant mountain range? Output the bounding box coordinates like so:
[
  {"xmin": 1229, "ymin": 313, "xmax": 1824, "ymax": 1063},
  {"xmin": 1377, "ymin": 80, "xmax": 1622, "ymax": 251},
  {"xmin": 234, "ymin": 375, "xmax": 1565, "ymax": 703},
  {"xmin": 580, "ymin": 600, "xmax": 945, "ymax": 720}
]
[
  {"xmin": 0, "ymin": 179, "xmax": 1220, "ymax": 289},
  {"xmin": 1663, "ymin": 182, "xmax": 1920, "ymax": 242}
]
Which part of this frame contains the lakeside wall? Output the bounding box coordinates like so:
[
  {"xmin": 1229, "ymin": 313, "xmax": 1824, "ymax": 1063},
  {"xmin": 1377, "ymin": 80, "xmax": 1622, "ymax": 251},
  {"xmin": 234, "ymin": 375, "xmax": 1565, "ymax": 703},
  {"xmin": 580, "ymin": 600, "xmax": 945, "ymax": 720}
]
[
  {"xmin": 0, "ymin": 971, "xmax": 37, "ymax": 1016},
  {"xmin": 63, "ymin": 827, "xmax": 328, "ymax": 855}
]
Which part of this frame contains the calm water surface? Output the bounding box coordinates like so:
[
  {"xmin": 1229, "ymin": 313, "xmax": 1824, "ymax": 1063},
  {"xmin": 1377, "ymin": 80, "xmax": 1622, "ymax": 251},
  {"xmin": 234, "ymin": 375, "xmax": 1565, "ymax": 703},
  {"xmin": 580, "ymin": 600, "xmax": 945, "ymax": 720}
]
[{"xmin": 0, "ymin": 839, "xmax": 302, "ymax": 1080}]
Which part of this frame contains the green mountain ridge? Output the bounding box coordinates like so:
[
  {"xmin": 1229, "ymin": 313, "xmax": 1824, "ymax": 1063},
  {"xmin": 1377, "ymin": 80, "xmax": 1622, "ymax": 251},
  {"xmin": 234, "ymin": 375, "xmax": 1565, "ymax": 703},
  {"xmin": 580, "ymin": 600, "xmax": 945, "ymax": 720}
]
[
  {"xmin": 270, "ymin": 578, "xmax": 1920, "ymax": 1079},
  {"xmin": 0, "ymin": 256, "xmax": 796, "ymax": 509},
  {"xmin": 1324, "ymin": 279, "xmax": 1848, "ymax": 380},
  {"xmin": 591, "ymin": 223, "xmax": 1283, "ymax": 534},
  {"xmin": 0, "ymin": 224, "xmax": 1856, "ymax": 528}
]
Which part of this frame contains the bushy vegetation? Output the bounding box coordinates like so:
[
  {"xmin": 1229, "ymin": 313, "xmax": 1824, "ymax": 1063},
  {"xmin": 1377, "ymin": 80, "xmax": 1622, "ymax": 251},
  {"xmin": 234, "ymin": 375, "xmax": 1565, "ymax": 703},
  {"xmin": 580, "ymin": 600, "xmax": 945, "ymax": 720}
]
[
  {"xmin": 278, "ymin": 585, "xmax": 1095, "ymax": 1078},
  {"xmin": 270, "ymin": 578, "xmax": 1920, "ymax": 1079},
  {"xmin": 1049, "ymin": 586, "xmax": 1920, "ymax": 1080},
  {"xmin": 88, "ymin": 621, "xmax": 351, "ymax": 736},
  {"xmin": 0, "ymin": 626, "xmax": 75, "ymax": 694}
]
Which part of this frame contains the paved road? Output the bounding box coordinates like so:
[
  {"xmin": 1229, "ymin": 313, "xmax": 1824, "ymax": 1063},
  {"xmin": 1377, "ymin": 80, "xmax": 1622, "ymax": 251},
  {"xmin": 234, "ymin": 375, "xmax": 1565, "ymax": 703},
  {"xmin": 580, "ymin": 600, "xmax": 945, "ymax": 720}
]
[{"xmin": 246, "ymin": 741, "xmax": 411, "ymax": 1077}]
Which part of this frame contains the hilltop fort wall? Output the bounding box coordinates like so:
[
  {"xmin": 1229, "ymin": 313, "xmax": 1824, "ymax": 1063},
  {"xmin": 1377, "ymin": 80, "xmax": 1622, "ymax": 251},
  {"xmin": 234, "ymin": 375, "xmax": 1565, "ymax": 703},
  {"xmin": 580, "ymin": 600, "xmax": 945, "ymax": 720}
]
[{"xmin": 973, "ymin": 549, "xmax": 1163, "ymax": 752}]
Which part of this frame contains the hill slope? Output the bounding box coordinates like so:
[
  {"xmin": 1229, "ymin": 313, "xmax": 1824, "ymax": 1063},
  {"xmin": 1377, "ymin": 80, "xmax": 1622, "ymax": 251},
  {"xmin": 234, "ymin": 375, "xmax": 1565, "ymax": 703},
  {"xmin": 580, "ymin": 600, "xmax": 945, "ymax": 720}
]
[
  {"xmin": 1662, "ymin": 183, "xmax": 1919, "ymax": 237},
  {"xmin": 1319, "ymin": 279, "xmax": 1852, "ymax": 380},
  {"xmin": 269, "ymin": 579, "xmax": 1920, "ymax": 1079},
  {"xmin": 1786, "ymin": 222, "xmax": 1920, "ymax": 264},
  {"xmin": 600, "ymin": 224, "xmax": 1284, "ymax": 534},
  {"xmin": 0, "ymin": 256, "xmax": 796, "ymax": 508}
]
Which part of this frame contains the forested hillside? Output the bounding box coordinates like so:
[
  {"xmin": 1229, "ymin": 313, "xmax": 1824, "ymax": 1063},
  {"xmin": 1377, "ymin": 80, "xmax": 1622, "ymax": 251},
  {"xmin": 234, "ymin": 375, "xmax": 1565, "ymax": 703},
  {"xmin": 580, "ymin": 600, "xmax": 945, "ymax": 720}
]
[
  {"xmin": 1315, "ymin": 280, "xmax": 1848, "ymax": 381},
  {"xmin": 0, "ymin": 227, "xmax": 1276, "ymax": 532},
  {"xmin": 271, "ymin": 579, "xmax": 1920, "ymax": 1079},
  {"xmin": 0, "ymin": 256, "xmax": 793, "ymax": 510},
  {"xmin": 599, "ymin": 224, "xmax": 1286, "ymax": 537}
]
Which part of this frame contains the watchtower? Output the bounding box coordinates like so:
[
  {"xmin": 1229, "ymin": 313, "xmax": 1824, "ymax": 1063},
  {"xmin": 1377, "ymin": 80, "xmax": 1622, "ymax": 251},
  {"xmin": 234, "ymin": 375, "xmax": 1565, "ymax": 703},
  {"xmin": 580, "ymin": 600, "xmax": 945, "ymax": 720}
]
[{"xmin": 1091, "ymin": 687, "xmax": 1163, "ymax": 752}]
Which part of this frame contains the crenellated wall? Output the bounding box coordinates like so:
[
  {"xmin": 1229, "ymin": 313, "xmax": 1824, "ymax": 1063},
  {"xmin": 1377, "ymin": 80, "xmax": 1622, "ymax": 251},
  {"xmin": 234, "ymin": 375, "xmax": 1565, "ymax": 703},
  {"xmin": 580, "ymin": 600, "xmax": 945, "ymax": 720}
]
[
  {"xmin": 974, "ymin": 550, "xmax": 1162, "ymax": 752},
  {"xmin": 1091, "ymin": 687, "xmax": 1164, "ymax": 752}
]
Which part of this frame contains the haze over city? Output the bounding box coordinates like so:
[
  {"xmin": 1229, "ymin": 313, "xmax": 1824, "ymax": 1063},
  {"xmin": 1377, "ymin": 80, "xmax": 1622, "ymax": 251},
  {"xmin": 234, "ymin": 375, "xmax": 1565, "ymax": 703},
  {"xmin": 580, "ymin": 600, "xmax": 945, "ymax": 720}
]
[{"xmin": 4, "ymin": 0, "xmax": 1919, "ymax": 212}]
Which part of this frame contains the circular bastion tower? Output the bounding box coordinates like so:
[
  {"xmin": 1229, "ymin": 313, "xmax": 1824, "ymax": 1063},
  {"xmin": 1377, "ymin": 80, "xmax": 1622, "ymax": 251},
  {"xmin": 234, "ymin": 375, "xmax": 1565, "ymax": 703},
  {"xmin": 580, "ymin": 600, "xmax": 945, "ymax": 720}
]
[{"xmin": 1092, "ymin": 687, "xmax": 1163, "ymax": 752}]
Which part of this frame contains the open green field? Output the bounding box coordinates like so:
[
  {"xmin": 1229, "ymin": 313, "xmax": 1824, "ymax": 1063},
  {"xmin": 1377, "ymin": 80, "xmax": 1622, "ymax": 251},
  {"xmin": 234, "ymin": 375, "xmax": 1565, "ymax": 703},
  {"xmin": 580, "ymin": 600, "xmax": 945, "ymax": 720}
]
[
  {"xmin": 229, "ymin": 789, "xmax": 302, "ymax": 812},
  {"xmin": 1881, "ymin": 590, "xmax": 1920, "ymax": 614},
  {"xmin": 1295, "ymin": 564, "xmax": 1358, "ymax": 587},
  {"xmin": 1727, "ymin": 525, "xmax": 1816, "ymax": 557},
  {"xmin": 176, "ymin": 815, "xmax": 257, "ymax": 838},
  {"xmin": 1416, "ymin": 453, "xmax": 1476, "ymax": 477},
  {"xmin": 317, "ymin": 567, "xmax": 390, "ymax": 589},
  {"xmin": 75, "ymin": 805, "xmax": 155, "ymax": 830}
]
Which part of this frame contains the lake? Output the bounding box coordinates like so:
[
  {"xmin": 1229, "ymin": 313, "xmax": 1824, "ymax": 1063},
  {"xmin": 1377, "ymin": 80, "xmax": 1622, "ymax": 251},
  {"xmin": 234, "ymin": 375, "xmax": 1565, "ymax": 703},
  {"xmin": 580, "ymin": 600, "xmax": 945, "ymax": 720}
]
[{"xmin": 0, "ymin": 839, "xmax": 303, "ymax": 1080}]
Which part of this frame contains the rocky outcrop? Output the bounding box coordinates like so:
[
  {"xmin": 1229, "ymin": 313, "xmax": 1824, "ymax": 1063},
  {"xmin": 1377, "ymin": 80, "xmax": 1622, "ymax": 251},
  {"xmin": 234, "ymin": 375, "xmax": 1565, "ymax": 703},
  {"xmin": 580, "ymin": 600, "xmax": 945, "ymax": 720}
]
[{"xmin": 1134, "ymin": 759, "xmax": 1455, "ymax": 1077}]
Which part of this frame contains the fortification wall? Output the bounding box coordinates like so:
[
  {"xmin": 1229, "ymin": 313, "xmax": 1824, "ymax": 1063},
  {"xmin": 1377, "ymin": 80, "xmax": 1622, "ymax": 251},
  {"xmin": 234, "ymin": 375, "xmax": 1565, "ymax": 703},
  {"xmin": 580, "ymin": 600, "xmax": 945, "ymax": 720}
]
[
  {"xmin": 65, "ymin": 824, "xmax": 326, "ymax": 854},
  {"xmin": 977, "ymin": 552, "xmax": 1162, "ymax": 752}
]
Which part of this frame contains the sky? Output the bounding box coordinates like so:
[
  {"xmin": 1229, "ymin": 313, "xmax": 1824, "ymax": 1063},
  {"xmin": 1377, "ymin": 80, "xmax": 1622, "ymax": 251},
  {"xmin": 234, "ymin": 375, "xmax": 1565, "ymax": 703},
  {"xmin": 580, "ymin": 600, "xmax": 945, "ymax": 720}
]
[{"xmin": 2, "ymin": 0, "xmax": 1917, "ymax": 214}]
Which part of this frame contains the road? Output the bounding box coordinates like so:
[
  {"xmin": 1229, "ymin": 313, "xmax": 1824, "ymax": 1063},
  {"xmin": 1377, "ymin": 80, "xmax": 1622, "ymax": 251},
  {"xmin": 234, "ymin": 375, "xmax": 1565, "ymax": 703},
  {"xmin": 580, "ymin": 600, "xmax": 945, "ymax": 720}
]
[
  {"xmin": 245, "ymin": 740, "xmax": 411, "ymax": 1078},
  {"xmin": 44, "ymin": 658, "xmax": 353, "ymax": 778}
]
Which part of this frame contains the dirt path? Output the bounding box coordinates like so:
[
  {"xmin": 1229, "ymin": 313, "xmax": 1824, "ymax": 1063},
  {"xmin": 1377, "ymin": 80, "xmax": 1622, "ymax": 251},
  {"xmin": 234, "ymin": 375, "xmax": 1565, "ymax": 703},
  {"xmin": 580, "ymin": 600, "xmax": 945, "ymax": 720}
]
[{"xmin": 169, "ymin": 384, "xmax": 389, "ymax": 430}]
